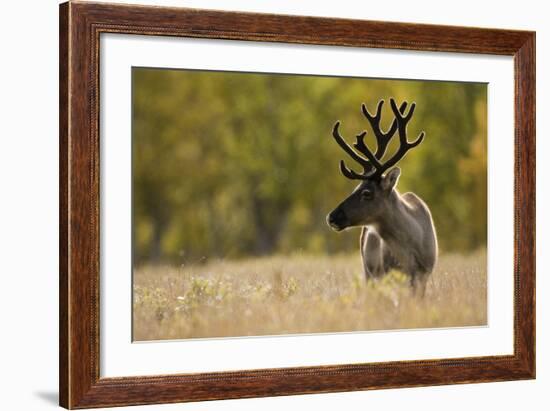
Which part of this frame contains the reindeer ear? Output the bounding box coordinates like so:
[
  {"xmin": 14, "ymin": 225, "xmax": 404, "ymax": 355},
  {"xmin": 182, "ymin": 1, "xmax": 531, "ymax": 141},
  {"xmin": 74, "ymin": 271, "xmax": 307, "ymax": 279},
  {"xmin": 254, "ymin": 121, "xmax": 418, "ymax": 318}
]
[{"xmin": 381, "ymin": 167, "xmax": 401, "ymax": 191}]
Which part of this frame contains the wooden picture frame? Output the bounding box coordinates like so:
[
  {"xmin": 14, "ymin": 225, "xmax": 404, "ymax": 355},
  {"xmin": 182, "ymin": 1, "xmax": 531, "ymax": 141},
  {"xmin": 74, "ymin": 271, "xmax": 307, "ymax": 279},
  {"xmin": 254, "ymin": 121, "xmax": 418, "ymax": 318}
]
[{"xmin": 59, "ymin": 1, "xmax": 535, "ymax": 408}]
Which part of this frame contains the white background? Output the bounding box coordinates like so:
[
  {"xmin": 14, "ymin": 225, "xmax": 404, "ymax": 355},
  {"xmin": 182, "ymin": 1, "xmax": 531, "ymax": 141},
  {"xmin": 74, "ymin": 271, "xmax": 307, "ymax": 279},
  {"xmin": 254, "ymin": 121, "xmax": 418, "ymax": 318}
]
[{"xmin": 0, "ymin": 0, "xmax": 546, "ymax": 410}]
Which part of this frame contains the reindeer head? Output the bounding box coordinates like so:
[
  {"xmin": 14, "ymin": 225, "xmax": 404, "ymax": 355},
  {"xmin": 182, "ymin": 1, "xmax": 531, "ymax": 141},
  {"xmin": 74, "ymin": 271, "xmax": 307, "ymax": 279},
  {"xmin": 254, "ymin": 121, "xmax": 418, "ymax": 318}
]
[{"xmin": 327, "ymin": 99, "xmax": 425, "ymax": 231}]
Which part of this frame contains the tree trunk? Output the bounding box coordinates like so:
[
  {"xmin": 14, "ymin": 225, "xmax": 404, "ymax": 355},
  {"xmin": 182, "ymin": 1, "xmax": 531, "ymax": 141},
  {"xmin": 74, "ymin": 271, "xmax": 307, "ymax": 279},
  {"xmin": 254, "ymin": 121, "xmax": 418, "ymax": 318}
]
[
  {"xmin": 251, "ymin": 195, "xmax": 287, "ymax": 255},
  {"xmin": 150, "ymin": 218, "xmax": 166, "ymax": 263}
]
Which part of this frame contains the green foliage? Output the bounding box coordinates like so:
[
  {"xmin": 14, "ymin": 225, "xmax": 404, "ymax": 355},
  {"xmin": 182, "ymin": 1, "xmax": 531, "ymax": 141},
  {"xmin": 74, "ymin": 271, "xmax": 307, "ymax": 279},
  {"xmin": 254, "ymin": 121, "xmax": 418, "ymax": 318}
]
[{"xmin": 133, "ymin": 68, "xmax": 487, "ymax": 264}]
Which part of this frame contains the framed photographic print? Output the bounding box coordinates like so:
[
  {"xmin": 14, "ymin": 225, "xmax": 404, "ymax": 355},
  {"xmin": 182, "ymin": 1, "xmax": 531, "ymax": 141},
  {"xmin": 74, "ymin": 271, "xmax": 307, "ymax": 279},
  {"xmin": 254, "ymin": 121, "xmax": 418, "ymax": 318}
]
[{"xmin": 59, "ymin": 1, "xmax": 535, "ymax": 409}]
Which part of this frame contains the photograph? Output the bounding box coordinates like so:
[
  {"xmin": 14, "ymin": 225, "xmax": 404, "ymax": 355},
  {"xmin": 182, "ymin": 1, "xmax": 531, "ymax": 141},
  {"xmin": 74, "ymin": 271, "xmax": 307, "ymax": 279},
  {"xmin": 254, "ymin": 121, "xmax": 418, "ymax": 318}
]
[
  {"xmin": 131, "ymin": 67, "xmax": 488, "ymax": 341},
  {"xmin": 0, "ymin": 0, "xmax": 542, "ymax": 409}
]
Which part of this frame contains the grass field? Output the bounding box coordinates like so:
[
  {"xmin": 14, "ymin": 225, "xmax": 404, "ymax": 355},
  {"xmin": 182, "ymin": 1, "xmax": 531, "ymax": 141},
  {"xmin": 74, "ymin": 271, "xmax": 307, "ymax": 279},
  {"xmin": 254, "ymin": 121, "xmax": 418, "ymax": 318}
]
[{"xmin": 133, "ymin": 252, "xmax": 487, "ymax": 341}]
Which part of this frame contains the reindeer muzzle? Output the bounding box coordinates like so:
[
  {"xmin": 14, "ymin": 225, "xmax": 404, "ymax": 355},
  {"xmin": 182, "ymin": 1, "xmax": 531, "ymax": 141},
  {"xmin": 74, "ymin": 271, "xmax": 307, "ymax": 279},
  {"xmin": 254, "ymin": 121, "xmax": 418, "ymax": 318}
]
[{"xmin": 327, "ymin": 209, "xmax": 348, "ymax": 231}]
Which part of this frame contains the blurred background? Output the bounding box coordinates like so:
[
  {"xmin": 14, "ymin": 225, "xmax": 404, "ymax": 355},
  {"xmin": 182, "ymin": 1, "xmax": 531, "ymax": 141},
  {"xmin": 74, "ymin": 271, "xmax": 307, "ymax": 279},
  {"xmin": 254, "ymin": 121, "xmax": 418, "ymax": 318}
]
[{"xmin": 133, "ymin": 68, "xmax": 487, "ymax": 265}]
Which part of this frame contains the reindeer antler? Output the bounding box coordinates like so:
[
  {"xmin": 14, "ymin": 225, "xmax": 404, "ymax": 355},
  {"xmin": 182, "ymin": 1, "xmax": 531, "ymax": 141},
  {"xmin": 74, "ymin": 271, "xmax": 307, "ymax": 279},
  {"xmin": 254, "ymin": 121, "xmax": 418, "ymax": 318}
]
[{"xmin": 331, "ymin": 98, "xmax": 425, "ymax": 181}]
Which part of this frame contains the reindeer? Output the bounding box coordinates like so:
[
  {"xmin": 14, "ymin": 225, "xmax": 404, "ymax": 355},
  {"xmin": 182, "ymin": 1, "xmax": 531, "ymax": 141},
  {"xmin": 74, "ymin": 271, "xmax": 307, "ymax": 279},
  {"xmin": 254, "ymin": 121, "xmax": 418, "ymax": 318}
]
[{"xmin": 326, "ymin": 99, "xmax": 437, "ymax": 296}]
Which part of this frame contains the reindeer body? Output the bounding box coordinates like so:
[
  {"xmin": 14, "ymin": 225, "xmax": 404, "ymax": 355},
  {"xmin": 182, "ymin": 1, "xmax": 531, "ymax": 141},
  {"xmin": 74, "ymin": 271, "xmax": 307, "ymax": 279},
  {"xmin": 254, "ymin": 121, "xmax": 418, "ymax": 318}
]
[
  {"xmin": 327, "ymin": 98, "xmax": 438, "ymax": 295},
  {"xmin": 359, "ymin": 191, "xmax": 437, "ymax": 293}
]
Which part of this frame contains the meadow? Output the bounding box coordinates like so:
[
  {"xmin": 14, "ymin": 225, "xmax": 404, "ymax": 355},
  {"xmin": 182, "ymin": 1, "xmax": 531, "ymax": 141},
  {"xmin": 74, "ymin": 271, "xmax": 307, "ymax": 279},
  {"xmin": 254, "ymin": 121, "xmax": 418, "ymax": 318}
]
[{"xmin": 133, "ymin": 251, "xmax": 487, "ymax": 341}]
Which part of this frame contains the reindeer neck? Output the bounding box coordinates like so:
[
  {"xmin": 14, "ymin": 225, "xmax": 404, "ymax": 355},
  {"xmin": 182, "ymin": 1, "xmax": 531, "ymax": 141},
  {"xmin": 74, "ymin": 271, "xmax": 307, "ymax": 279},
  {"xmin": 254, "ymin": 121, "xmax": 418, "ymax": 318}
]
[{"xmin": 374, "ymin": 189, "xmax": 416, "ymax": 244}]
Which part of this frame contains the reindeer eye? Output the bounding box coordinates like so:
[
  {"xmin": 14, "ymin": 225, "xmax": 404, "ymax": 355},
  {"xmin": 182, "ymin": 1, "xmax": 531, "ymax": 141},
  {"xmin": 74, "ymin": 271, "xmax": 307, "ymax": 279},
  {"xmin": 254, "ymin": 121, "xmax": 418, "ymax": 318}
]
[{"xmin": 361, "ymin": 189, "xmax": 374, "ymax": 200}]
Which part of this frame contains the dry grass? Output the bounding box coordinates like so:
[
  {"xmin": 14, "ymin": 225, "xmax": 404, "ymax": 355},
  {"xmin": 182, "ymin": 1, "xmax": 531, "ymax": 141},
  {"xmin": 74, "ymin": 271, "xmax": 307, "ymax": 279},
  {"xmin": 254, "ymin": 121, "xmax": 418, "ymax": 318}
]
[{"xmin": 133, "ymin": 252, "xmax": 487, "ymax": 341}]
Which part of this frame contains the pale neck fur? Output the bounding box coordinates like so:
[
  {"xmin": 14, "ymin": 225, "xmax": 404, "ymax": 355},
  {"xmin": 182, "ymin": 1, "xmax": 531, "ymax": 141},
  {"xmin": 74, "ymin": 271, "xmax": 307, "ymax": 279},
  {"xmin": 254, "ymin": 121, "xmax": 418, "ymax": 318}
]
[{"xmin": 371, "ymin": 189, "xmax": 419, "ymax": 247}]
